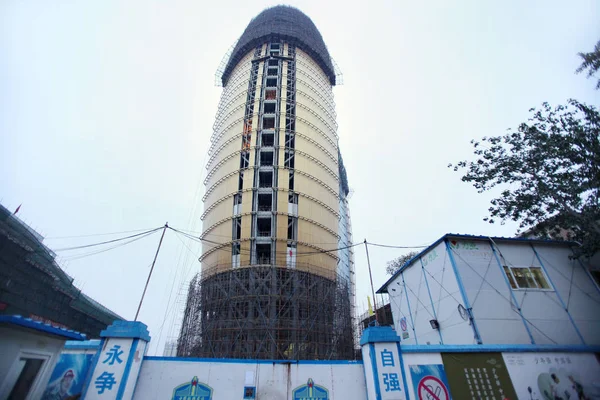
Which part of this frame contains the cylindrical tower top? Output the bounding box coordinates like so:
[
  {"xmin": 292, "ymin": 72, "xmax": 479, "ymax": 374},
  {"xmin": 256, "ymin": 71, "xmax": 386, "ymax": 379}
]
[{"xmin": 221, "ymin": 5, "xmax": 336, "ymax": 86}]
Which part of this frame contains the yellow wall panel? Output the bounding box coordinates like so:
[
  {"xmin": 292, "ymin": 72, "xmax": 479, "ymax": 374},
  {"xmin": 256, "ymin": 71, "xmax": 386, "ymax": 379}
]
[
  {"xmin": 207, "ymin": 136, "xmax": 242, "ymax": 172},
  {"xmin": 295, "ymin": 173, "xmax": 338, "ymax": 211},
  {"xmin": 207, "ymin": 156, "xmax": 240, "ymax": 188},
  {"xmin": 277, "ymin": 169, "xmax": 289, "ymax": 190},
  {"xmin": 295, "ymin": 118, "xmax": 336, "ymax": 156},
  {"xmin": 203, "ymin": 197, "xmax": 232, "ymax": 230},
  {"xmin": 240, "ymin": 240, "xmax": 251, "ymax": 266},
  {"xmin": 298, "ymin": 219, "xmax": 337, "ymax": 247},
  {"xmin": 296, "ymin": 106, "xmax": 336, "ymax": 144},
  {"xmin": 204, "ymin": 174, "xmax": 238, "ymax": 207},
  {"xmin": 294, "ymin": 135, "xmax": 337, "ymax": 170},
  {"xmin": 293, "ymin": 155, "xmax": 338, "ymax": 191},
  {"xmin": 298, "ymin": 196, "xmax": 339, "ymax": 233},
  {"xmin": 276, "ymin": 214, "xmax": 287, "ymax": 243}
]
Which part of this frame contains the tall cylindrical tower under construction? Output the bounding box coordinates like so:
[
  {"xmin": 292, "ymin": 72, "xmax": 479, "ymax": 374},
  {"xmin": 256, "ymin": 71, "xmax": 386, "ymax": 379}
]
[{"xmin": 178, "ymin": 5, "xmax": 355, "ymax": 360}]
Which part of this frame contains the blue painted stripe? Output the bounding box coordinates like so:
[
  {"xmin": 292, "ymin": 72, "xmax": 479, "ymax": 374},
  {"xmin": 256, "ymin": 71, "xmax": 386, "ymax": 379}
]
[
  {"xmin": 401, "ymin": 272, "xmax": 418, "ymax": 345},
  {"xmin": 80, "ymin": 337, "xmax": 106, "ymax": 399},
  {"xmin": 489, "ymin": 240, "xmax": 535, "ymax": 344},
  {"xmin": 396, "ymin": 342, "xmax": 411, "ymax": 400},
  {"xmin": 420, "ymin": 257, "xmax": 443, "ymax": 345},
  {"xmin": 531, "ymin": 245, "xmax": 586, "ymax": 345},
  {"xmin": 64, "ymin": 339, "xmax": 101, "ymax": 350},
  {"xmin": 400, "ymin": 344, "xmax": 600, "ymax": 353},
  {"xmin": 369, "ymin": 343, "xmax": 381, "ymax": 400},
  {"xmin": 445, "ymin": 239, "xmax": 482, "ymax": 344},
  {"xmin": 142, "ymin": 356, "xmax": 363, "ymax": 364},
  {"xmin": 117, "ymin": 338, "xmax": 139, "ymax": 400},
  {"xmin": 0, "ymin": 315, "xmax": 86, "ymax": 340}
]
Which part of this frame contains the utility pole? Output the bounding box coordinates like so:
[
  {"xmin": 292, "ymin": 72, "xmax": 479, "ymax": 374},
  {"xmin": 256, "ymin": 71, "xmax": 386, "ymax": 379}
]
[
  {"xmin": 135, "ymin": 222, "xmax": 168, "ymax": 321},
  {"xmin": 364, "ymin": 239, "xmax": 379, "ymax": 325}
]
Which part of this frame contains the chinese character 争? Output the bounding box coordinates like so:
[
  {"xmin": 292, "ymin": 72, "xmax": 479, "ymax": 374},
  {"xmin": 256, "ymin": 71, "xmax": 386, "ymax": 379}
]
[
  {"xmin": 95, "ymin": 372, "xmax": 117, "ymax": 394},
  {"xmin": 380, "ymin": 349, "xmax": 395, "ymax": 367},
  {"xmin": 103, "ymin": 345, "xmax": 124, "ymax": 365}
]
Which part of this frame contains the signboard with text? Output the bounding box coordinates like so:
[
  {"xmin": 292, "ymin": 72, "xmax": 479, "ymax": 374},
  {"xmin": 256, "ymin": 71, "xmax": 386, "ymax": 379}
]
[
  {"xmin": 503, "ymin": 352, "xmax": 600, "ymax": 400},
  {"xmin": 373, "ymin": 343, "xmax": 406, "ymax": 400},
  {"xmin": 441, "ymin": 352, "xmax": 517, "ymax": 400}
]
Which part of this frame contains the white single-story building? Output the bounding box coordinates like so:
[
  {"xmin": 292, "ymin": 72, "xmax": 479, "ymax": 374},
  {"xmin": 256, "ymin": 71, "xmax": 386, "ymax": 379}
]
[
  {"xmin": 377, "ymin": 233, "xmax": 600, "ymax": 346},
  {"xmin": 0, "ymin": 315, "xmax": 86, "ymax": 399}
]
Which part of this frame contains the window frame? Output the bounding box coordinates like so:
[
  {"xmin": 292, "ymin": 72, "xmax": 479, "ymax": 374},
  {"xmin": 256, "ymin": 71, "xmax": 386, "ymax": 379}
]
[
  {"xmin": 1, "ymin": 350, "xmax": 53, "ymax": 400},
  {"xmin": 503, "ymin": 265, "xmax": 553, "ymax": 291}
]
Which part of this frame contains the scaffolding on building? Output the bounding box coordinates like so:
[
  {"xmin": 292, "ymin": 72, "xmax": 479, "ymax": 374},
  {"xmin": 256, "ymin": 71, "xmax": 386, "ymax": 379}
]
[
  {"xmin": 0, "ymin": 204, "xmax": 123, "ymax": 338},
  {"xmin": 177, "ymin": 264, "xmax": 355, "ymax": 360}
]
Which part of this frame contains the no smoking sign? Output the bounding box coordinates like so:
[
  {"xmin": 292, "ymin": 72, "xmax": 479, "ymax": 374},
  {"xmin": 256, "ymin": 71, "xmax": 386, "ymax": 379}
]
[{"xmin": 418, "ymin": 376, "xmax": 449, "ymax": 400}]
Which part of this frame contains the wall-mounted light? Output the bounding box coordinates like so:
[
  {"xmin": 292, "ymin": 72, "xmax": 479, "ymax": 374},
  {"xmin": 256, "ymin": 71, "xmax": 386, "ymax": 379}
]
[{"xmin": 429, "ymin": 319, "xmax": 440, "ymax": 330}]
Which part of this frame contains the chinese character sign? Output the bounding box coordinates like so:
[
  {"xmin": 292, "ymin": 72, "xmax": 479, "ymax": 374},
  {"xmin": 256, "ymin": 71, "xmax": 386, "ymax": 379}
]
[
  {"xmin": 374, "ymin": 344, "xmax": 406, "ymax": 400},
  {"xmin": 441, "ymin": 353, "xmax": 517, "ymax": 400},
  {"xmin": 86, "ymin": 339, "xmax": 132, "ymax": 400},
  {"xmin": 503, "ymin": 352, "xmax": 600, "ymax": 400}
]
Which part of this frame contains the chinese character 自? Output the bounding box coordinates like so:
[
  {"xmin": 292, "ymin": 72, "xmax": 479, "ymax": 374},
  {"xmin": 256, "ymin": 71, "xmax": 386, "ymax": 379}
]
[
  {"xmin": 383, "ymin": 373, "xmax": 401, "ymax": 392},
  {"xmin": 103, "ymin": 345, "xmax": 124, "ymax": 365},
  {"xmin": 380, "ymin": 349, "xmax": 395, "ymax": 367},
  {"xmin": 95, "ymin": 372, "xmax": 117, "ymax": 394}
]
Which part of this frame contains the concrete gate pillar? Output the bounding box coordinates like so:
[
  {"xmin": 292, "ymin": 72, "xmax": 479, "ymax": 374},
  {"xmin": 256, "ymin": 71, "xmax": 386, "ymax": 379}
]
[
  {"xmin": 81, "ymin": 321, "xmax": 150, "ymax": 400},
  {"xmin": 360, "ymin": 326, "xmax": 410, "ymax": 400}
]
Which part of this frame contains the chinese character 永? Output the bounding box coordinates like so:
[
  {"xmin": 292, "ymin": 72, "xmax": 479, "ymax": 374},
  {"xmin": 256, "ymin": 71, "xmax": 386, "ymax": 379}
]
[
  {"xmin": 103, "ymin": 345, "xmax": 124, "ymax": 365},
  {"xmin": 380, "ymin": 349, "xmax": 395, "ymax": 367},
  {"xmin": 95, "ymin": 372, "xmax": 117, "ymax": 394},
  {"xmin": 383, "ymin": 373, "xmax": 401, "ymax": 392}
]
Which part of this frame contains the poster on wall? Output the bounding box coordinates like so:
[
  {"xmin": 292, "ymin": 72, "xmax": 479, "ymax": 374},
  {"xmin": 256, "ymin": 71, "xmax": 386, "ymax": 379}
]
[
  {"xmin": 42, "ymin": 353, "xmax": 94, "ymax": 400},
  {"xmin": 409, "ymin": 364, "xmax": 452, "ymax": 400},
  {"xmin": 441, "ymin": 352, "xmax": 518, "ymax": 400},
  {"xmin": 503, "ymin": 352, "xmax": 600, "ymax": 400}
]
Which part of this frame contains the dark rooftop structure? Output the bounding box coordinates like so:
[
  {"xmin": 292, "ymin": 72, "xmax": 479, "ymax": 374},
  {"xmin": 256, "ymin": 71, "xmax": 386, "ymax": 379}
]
[
  {"xmin": 221, "ymin": 5, "xmax": 336, "ymax": 86},
  {"xmin": 0, "ymin": 203, "xmax": 122, "ymax": 338}
]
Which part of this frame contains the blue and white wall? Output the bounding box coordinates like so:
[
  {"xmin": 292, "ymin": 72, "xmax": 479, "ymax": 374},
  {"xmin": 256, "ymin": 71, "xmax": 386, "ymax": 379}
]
[
  {"xmin": 44, "ymin": 322, "xmax": 600, "ymax": 399},
  {"xmin": 133, "ymin": 358, "xmax": 364, "ymax": 399}
]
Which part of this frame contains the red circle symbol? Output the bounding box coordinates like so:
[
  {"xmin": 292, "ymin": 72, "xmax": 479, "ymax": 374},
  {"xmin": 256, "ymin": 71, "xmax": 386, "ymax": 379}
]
[
  {"xmin": 417, "ymin": 376, "xmax": 449, "ymax": 400},
  {"xmin": 400, "ymin": 318, "xmax": 407, "ymax": 332}
]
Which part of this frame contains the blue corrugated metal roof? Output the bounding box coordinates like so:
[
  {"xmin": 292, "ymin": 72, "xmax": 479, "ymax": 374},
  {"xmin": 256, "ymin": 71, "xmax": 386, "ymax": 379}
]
[
  {"xmin": 0, "ymin": 315, "xmax": 87, "ymax": 340},
  {"xmin": 376, "ymin": 233, "xmax": 576, "ymax": 294}
]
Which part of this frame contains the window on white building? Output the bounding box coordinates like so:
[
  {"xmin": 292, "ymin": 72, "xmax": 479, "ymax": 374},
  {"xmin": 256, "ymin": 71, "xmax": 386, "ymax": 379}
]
[{"xmin": 503, "ymin": 265, "xmax": 551, "ymax": 290}]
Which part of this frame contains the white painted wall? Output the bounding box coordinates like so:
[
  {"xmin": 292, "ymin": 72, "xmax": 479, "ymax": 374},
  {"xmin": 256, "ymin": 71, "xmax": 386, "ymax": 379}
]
[
  {"xmin": 133, "ymin": 359, "xmax": 366, "ymax": 400},
  {"xmin": 387, "ymin": 241, "xmax": 476, "ymax": 346},
  {"xmin": 0, "ymin": 326, "xmax": 65, "ymax": 400},
  {"xmin": 449, "ymin": 238, "xmax": 535, "ymax": 345},
  {"xmin": 450, "ymin": 239, "xmax": 600, "ymax": 345},
  {"xmin": 529, "ymin": 243, "xmax": 600, "ymax": 345}
]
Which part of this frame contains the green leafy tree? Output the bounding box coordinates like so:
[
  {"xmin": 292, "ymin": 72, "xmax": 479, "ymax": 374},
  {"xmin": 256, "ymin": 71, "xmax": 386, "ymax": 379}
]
[
  {"xmin": 386, "ymin": 251, "xmax": 419, "ymax": 275},
  {"xmin": 449, "ymin": 99, "xmax": 600, "ymax": 258},
  {"xmin": 576, "ymin": 39, "xmax": 600, "ymax": 89}
]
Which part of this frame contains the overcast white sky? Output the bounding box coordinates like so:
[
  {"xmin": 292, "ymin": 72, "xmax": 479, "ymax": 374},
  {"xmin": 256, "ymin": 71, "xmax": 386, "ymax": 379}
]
[{"xmin": 1, "ymin": 0, "xmax": 599, "ymax": 355}]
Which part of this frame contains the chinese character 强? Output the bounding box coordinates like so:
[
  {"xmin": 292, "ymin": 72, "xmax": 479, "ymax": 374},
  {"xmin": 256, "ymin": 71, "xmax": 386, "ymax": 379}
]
[
  {"xmin": 380, "ymin": 349, "xmax": 395, "ymax": 367},
  {"xmin": 383, "ymin": 373, "xmax": 401, "ymax": 392},
  {"xmin": 103, "ymin": 345, "xmax": 124, "ymax": 365},
  {"xmin": 95, "ymin": 372, "xmax": 117, "ymax": 394}
]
